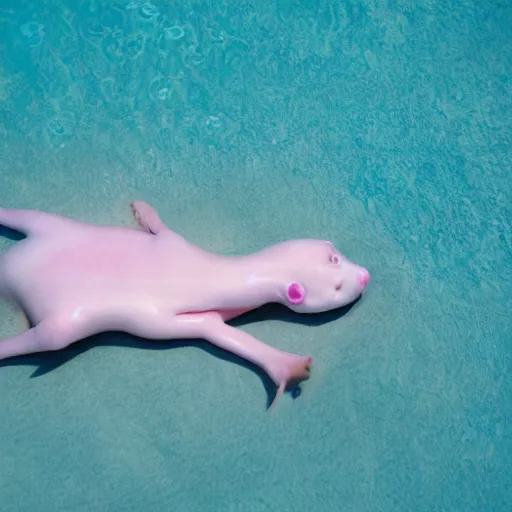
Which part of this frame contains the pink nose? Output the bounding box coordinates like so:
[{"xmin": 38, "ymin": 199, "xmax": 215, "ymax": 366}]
[{"xmin": 358, "ymin": 268, "xmax": 370, "ymax": 288}]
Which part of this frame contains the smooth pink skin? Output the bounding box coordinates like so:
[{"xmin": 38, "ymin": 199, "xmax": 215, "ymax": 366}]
[
  {"xmin": 358, "ymin": 268, "xmax": 371, "ymax": 287},
  {"xmin": 0, "ymin": 202, "xmax": 369, "ymax": 409}
]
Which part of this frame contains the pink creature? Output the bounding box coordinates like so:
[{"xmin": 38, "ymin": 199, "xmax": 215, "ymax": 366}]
[{"xmin": 0, "ymin": 202, "xmax": 370, "ymax": 409}]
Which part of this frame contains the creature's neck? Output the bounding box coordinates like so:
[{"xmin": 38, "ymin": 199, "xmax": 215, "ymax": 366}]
[{"xmin": 205, "ymin": 253, "xmax": 289, "ymax": 311}]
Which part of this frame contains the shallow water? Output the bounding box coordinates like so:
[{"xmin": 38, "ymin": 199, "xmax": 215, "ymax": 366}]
[{"xmin": 0, "ymin": 1, "xmax": 511, "ymax": 510}]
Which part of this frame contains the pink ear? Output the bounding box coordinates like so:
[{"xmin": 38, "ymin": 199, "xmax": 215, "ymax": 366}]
[{"xmin": 287, "ymin": 282, "xmax": 306, "ymax": 305}]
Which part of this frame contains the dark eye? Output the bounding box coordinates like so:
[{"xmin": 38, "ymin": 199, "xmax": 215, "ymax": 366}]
[{"xmin": 330, "ymin": 253, "xmax": 340, "ymax": 265}]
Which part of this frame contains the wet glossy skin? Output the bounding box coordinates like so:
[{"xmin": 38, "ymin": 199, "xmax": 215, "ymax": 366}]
[{"xmin": 0, "ymin": 202, "xmax": 370, "ymax": 409}]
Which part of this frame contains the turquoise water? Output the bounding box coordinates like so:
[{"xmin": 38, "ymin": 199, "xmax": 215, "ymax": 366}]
[{"xmin": 0, "ymin": 1, "xmax": 511, "ymax": 510}]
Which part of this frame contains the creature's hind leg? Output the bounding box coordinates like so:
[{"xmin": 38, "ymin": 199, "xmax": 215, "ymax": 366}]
[
  {"xmin": 0, "ymin": 316, "xmax": 92, "ymax": 361},
  {"xmin": 0, "ymin": 206, "xmax": 77, "ymax": 237}
]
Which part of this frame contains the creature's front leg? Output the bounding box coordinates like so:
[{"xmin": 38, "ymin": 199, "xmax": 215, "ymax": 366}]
[
  {"xmin": 102, "ymin": 311, "xmax": 312, "ymax": 408},
  {"xmin": 130, "ymin": 201, "xmax": 167, "ymax": 235},
  {"xmin": 174, "ymin": 314, "xmax": 313, "ymax": 409}
]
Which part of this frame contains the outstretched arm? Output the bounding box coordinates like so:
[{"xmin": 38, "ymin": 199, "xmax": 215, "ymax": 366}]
[
  {"xmin": 174, "ymin": 313, "xmax": 313, "ymax": 409},
  {"xmin": 125, "ymin": 311, "xmax": 313, "ymax": 409}
]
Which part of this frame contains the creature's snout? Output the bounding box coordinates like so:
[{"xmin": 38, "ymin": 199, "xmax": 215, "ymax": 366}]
[{"xmin": 357, "ymin": 268, "xmax": 371, "ymax": 289}]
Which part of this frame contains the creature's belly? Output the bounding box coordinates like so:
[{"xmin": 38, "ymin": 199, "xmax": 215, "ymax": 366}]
[{"xmin": 3, "ymin": 228, "xmax": 175, "ymax": 322}]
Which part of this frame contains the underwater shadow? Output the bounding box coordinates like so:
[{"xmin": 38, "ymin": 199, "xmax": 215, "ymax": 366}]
[
  {"xmin": 230, "ymin": 298, "xmax": 359, "ymax": 328},
  {"xmin": 0, "ymin": 298, "xmax": 361, "ymax": 409},
  {"xmin": 0, "ymin": 226, "xmax": 25, "ymax": 242}
]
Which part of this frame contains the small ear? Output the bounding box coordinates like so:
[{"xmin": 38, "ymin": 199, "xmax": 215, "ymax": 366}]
[{"xmin": 287, "ymin": 282, "xmax": 306, "ymax": 305}]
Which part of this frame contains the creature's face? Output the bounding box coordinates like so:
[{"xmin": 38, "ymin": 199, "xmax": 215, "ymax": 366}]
[{"xmin": 277, "ymin": 239, "xmax": 370, "ymax": 313}]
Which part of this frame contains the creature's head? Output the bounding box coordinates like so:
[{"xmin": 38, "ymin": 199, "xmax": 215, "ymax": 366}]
[{"xmin": 271, "ymin": 239, "xmax": 370, "ymax": 314}]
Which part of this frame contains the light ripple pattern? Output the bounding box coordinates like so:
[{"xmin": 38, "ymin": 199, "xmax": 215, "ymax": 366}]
[{"xmin": 0, "ymin": 1, "xmax": 510, "ymax": 511}]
